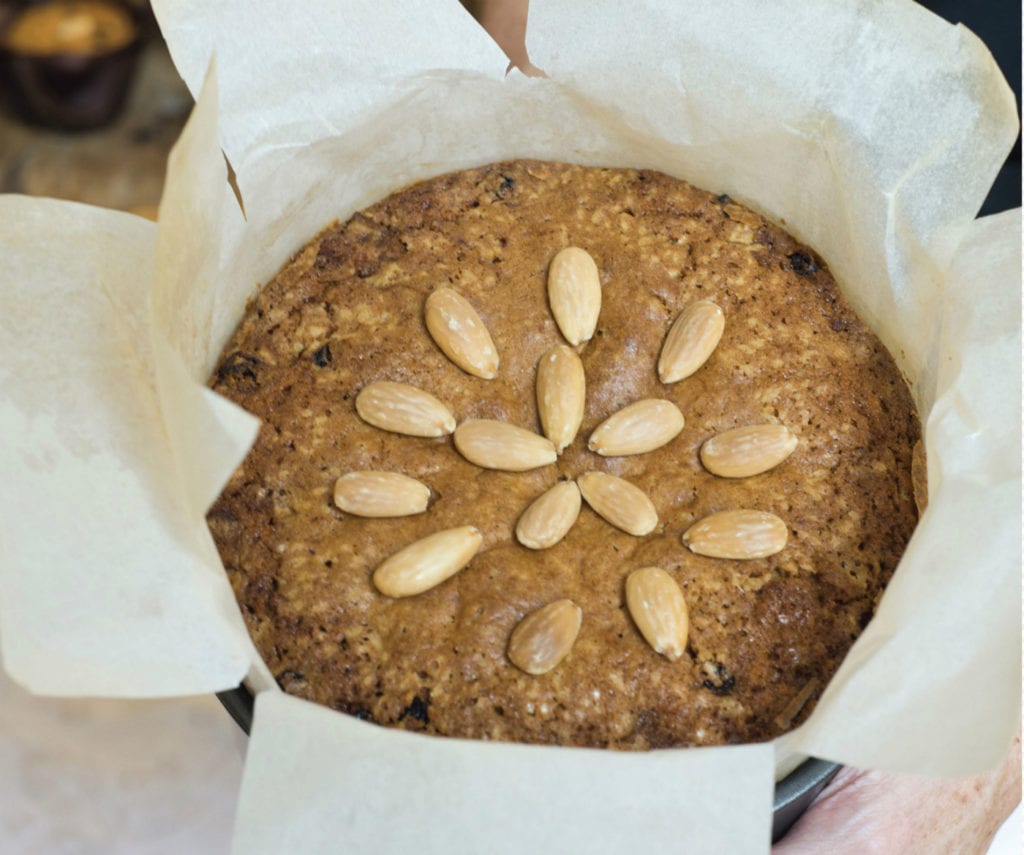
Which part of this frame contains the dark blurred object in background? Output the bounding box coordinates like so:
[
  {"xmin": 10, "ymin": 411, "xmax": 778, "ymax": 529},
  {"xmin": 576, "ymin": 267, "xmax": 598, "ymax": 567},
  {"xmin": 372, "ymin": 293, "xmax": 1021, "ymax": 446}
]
[
  {"xmin": 0, "ymin": 0, "xmax": 147, "ymax": 131},
  {"xmin": 0, "ymin": 1, "xmax": 1017, "ymax": 212},
  {"xmin": 0, "ymin": 0, "xmax": 190, "ymax": 213},
  {"xmin": 918, "ymin": 0, "xmax": 1022, "ymax": 215}
]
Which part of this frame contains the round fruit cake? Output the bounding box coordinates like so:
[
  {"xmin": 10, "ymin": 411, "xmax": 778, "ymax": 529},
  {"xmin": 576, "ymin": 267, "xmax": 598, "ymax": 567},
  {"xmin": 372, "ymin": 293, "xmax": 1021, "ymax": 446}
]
[{"xmin": 206, "ymin": 160, "xmax": 920, "ymax": 749}]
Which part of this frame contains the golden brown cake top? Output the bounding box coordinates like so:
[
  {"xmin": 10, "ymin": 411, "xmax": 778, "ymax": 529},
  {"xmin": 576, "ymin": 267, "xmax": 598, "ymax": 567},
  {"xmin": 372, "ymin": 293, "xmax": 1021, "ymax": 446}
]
[{"xmin": 208, "ymin": 160, "xmax": 919, "ymax": 748}]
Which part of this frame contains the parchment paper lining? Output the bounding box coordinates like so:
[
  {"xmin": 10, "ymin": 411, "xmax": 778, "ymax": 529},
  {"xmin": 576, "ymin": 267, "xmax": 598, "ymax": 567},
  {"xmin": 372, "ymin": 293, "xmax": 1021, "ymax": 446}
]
[{"xmin": 0, "ymin": 0, "xmax": 1018, "ymax": 851}]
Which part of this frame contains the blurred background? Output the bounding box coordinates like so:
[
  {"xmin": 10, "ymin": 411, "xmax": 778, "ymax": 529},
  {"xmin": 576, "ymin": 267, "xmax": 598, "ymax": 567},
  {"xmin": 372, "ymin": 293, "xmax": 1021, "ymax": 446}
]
[
  {"xmin": 0, "ymin": 1, "xmax": 1019, "ymax": 852},
  {"xmin": 920, "ymin": 0, "xmax": 1021, "ymax": 215},
  {"xmin": 0, "ymin": 0, "xmax": 189, "ymax": 217},
  {"xmin": 0, "ymin": 0, "xmax": 1019, "ymax": 217}
]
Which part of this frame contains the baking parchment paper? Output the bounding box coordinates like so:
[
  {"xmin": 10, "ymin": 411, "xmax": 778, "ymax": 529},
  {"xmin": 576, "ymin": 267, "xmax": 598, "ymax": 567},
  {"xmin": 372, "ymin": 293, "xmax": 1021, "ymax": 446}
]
[{"xmin": 0, "ymin": 0, "xmax": 1018, "ymax": 851}]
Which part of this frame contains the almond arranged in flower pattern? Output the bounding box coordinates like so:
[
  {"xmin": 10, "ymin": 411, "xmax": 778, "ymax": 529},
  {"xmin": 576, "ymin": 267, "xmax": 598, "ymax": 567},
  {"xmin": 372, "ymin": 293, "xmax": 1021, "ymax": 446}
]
[
  {"xmin": 334, "ymin": 471, "xmax": 430, "ymax": 518},
  {"xmin": 515, "ymin": 481, "xmax": 581, "ymax": 550},
  {"xmin": 536, "ymin": 345, "xmax": 586, "ymax": 453},
  {"xmin": 507, "ymin": 599, "xmax": 582, "ymax": 675},
  {"xmin": 699, "ymin": 424, "xmax": 798, "ymax": 478},
  {"xmin": 658, "ymin": 300, "xmax": 725, "ymax": 383},
  {"xmin": 454, "ymin": 419, "xmax": 557, "ymax": 472},
  {"xmin": 683, "ymin": 510, "xmax": 788, "ymax": 559},
  {"xmin": 425, "ymin": 288, "xmax": 499, "ymax": 379},
  {"xmin": 577, "ymin": 471, "xmax": 658, "ymax": 536},
  {"xmin": 588, "ymin": 399, "xmax": 685, "ymax": 457},
  {"xmin": 357, "ymin": 233, "xmax": 802, "ymax": 677},
  {"xmin": 355, "ymin": 381, "xmax": 456, "ymax": 437},
  {"xmin": 373, "ymin": 526, "xmax": 483, "ymax": 597},
  {"xmin": 625, "ymin": 567, "xmax": 689, "ymax": 661},
  {"xmin": 547, "ymin": 247, "xmax": 601, "ymax": 346}
]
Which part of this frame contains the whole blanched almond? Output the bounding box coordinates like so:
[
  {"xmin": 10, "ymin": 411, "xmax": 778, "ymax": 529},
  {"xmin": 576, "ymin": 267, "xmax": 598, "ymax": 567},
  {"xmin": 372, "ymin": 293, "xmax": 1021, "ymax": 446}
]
[
  {"xmin": 356, "ymin": 381, "xmax": 456, "ymax": 437},
  {"xmin": 700, "ymin": 424, "xmax": 798, "ymax": 478},
  {"xmin": 658, "ymin": 300, "xmax": 725, "ymax": 383},
  {"xmin": 516, "ymin": 481, "xmax": 581, "ymax": 550},
  {"xmin": 454, "ymin": 419, "xmax": 557, "ymax": 472},
  {"xmin": 425, "ymin": 288, "xmax": 499, "ymax": 379},
  {"xmin": 588, "ymin": 399, "xmax": 685, "ymax": 456},
  {"xmin": 625, "ymin": 567, "xmax": 689, "ymax": 661},
  {"xmin": 508, "ymin": 599, "xmax": 582, "ymax": 675},
  {"xmin": 683, "ymin": 510, "xmax": 788, "ymax": 559},
  {"xmin": 536, "ymin": 345, "xmax": 585, "ymax": 452},
  {"xmin": 547, "ymin": 247, "xmax": 601, "ymax": 346},
  {"xmin": 373, "ymin": 526, "xmax": 482, "ymax": 597},
  {"xmin": 577, "ymin": 471, "xmax": 658, "ymax": 536},
  {"xmin": 334, "ymin": 471, "xmax": 430, "ymax": 517}
]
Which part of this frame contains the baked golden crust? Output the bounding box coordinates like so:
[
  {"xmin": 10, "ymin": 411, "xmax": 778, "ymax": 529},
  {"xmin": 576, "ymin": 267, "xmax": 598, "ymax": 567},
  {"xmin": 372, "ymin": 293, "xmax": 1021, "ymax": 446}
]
[{"xmin": 207, "ymin": 160, "xmax": 919, "ymax": 748}]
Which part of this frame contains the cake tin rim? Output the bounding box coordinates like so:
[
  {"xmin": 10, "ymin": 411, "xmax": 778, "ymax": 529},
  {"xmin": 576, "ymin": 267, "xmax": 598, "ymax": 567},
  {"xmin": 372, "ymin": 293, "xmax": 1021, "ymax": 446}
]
[{"xmin": 215, "ymin": 683, "xmax": 839, "ymax": 840}]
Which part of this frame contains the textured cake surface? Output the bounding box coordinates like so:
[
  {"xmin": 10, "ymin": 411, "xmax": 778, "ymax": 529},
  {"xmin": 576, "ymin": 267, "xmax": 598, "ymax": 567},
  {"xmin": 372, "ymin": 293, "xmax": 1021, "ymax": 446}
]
[{"xmin": 207, "ymin": 160, "xmax": 920, "ymax": 748}]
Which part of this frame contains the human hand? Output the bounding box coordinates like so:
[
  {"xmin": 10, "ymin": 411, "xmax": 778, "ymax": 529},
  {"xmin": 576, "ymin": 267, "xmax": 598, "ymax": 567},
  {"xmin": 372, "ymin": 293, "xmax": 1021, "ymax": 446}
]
[
  {"xmin": 774, "ymin": 731, "xmax": 1021, "ymax": 854},
  {"xmin": 460, "ymin": 0, "xmax": 545, "ymax": 76}
]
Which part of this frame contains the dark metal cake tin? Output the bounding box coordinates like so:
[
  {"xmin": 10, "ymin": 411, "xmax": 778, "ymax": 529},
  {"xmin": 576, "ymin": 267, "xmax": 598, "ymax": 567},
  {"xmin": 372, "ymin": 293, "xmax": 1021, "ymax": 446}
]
[{"xmin": 216, "ymin": 684, "xmax": 838, "ymax": 843}]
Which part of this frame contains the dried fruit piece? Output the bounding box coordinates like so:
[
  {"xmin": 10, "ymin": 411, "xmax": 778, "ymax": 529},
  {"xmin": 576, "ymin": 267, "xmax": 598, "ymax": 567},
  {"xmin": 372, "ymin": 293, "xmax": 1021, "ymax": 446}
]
[
  {"xmin": 515, "ymin": 481, "xmax": 581, "ymax": 550},
  {"xmin": 355, "ymin": 381, "xmax": 456, "ymax": 437},
  {"xmin": 373, "ymin": 526, "xmax": 482, "ymax": 597},
  {"xmin": 576, "ymin": 471, "xmax": 658, "ymax": 536},
  {"xmin": 425, "ymin": 288, "xmax": 499, "ymax": 379},
  {"xmin": 536, "ymin": 345, "xmax": 585, "ymax": 452},
  {"xmin": 454, "ymin": 419, "xmax": 557, "ymax": 472},
  {"xmin": 701, "ymin": 660, "xmax": 736, "ymax": 695},
  {"xmin": 588, "ymin": 399, "xmax": 684, "ymax": 456},
  {"xmin": 788, "ymin": 251, "xmax": 818, "ymax": 276},
  {"xmin": 216, "ymin": 352, "xmax": 260, "ymax": 392},
  {"xmin": 547, "ymin": 246, "xmax": 601, "ymax": 346},
  {"xmin": 507, "ymin": 599, "xmax": 582, "ymax": 675},
  {"xmin": 625, "ymin": 567, "xmax": 689, "ymax": 660},
  {"xmin": 683, "ymin": 510, "xmax": 788, "ymax": 559},
  {"xmin": 658, "ymin": 300, "xmax": 725, "ymax": 383},
  {"xmin": 699, "ymin": 424, "xmax": 798, "ymax": 478},
  {"xmin": 334, "ymin": 471, "xmax": 431, "ymax": 517}
]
